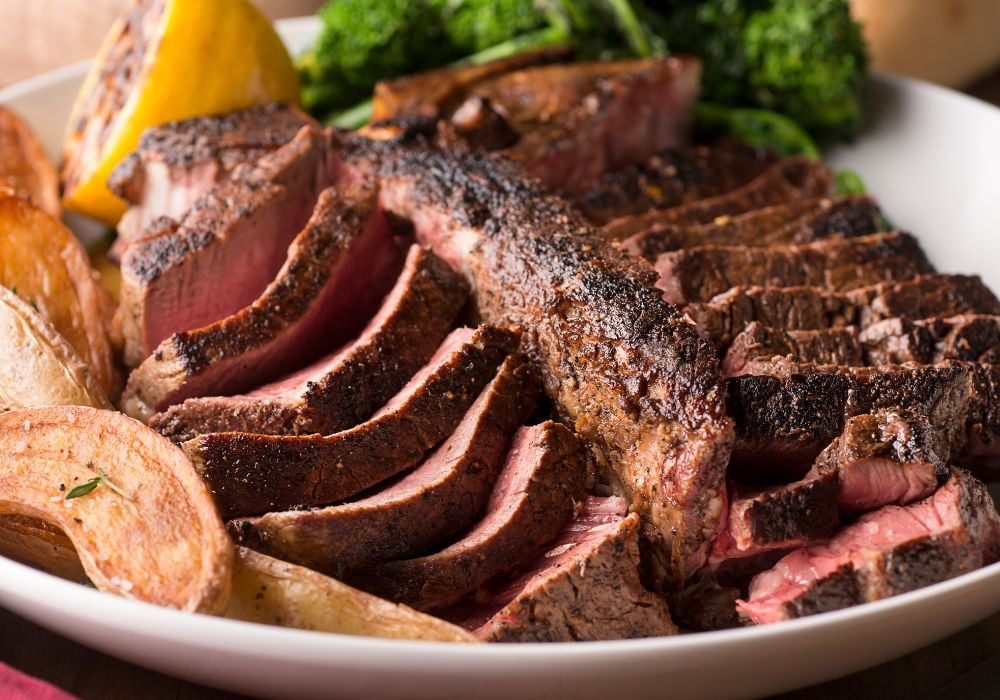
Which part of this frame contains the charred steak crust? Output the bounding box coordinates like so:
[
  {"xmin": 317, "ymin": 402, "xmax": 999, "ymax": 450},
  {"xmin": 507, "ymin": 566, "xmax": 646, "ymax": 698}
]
[
  {"xmin": 726, "ymin": 364, "xmax": 970, "ymax": 480},
  {"xmin": 228, "ymin": 355, "xmax": 539, "ymax": 575},
  {"xmin": 363, "ymin": 421, "xmax": 587, "ymax": 611},
  {"xmin": 624, "ymin": 195, "xmax": 883, "ymax": 260},
  {"xmin": 860, "ymin": 315, "xmax": 1000, "ymax": 366},
  {"xmin": 108, "ymin": 102, "xmax": 314, "ymax": 203},
  {"xmin": 722, "ymin": 323, "xmax": 864, "ymax": 377},
  {"xmin": 726, "ymin": 476, "xmax": 840, "ymax": 554},
  {"xmin": 655, "ymin": 231, "xmax": 934, "ymax": 305},
  {"xmin": 602, "ymin": 157, "xmax": 836, "ymax": 241},
  {"xmin": 688, "ymin": 275, "xmax": 1000, "ymax": 349},
  {"xmin": 149, "ymin": 244, "xmax": 469, "ymax": 442},
  {"xmin": 570, "ymin": 141, "xmax": 777, "ymax": 225},
  {"xmin": 475, "ymin": 501, "xmax": 678, "ymax": 642},
  {"xmin": 122, "ymin": 185, "xmax": 403, "ymax": 422},
  {"xmin": 184, "ymin": 325, "xmax": 520, "ymax": 519},
  {"xmin": 374, "ymin": 147, "xmax": 734, "ymax": 586}
]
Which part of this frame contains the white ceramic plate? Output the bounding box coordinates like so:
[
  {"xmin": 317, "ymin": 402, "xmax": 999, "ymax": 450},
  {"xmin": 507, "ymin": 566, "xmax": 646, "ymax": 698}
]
[{"xmin": 0, "ymin": 17, "xmax": 998, "ymax": 700}]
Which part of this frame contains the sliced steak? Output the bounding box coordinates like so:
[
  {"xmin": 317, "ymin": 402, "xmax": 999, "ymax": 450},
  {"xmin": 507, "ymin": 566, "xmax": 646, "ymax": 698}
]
[
  {"xmin": 109, "ymin": 103, "xmax": 315, "ymax": 257},
  {"xmin": 149, "ymin": 244, "xmax": 467, "ymax": 441},
  {"xmin": 737, "ymin": 468, "xmax": 1000, "ymax": 624},
  {"xmin": 119, "ymin": 126, "xmax": 332, "ymax": 366},
  {"xmin": 460, "ymin": 56, "xmax": 701, "ymax": 191},
  {"xmin": 184, "ymin": 325, "xmax": 519, "ymax": 519},
  {"xmin": 122, "ymin": 186, "xmax": 403, "ymax": 422},
  {"xmin": 624, "ymin": 195, "xmax": 883, "ymax": 259},
  {"xmin": 656, "ymin": 231, "xmax": 933, "ymax": 305},
  {"xmin": 570, "ymin": 141, "xmax": 777, "ymax": 224},
  {"xmin": 726, "ymin": 364, "xmax": 970, "ymax": 481},
  {"xmin": 711, "ymin": 410, "xmax": 949, "ymax": 564},
  {"xmin": 602, "ymin": 157, "xmax": 836, "ymax": 241},
  {"xmin": 363, "ymin": 421, "xmax": 587, "ymax": 611},
  {"xmin": 954, "ymin": 360, "xmax": 1000, "ymax": 472},
  {"xmin": 228, "ymin": 356, "xmax": 537, "ymax": 575},
  {"xmin": 811, "ymin": 409, "xmax": 950, "ymax": 511},
  {"xmin": 711, "ymin": 477, "xmax": 840, "ymax": 563},
  {"xmin": 861, "ymin": 315, "xmax": 1000, "ymax": 365},
  {"xmin": 722, "ymin": 323, "xmax": 863, "ymax": 378},
  {"xmin": 375, "ymin": 147, "xmax": 734, "ymax": 587},
  {"xmin": 371, "ymin": 46, "xmax": 573, "ymax": 124},
  {"xmin": 688, "ymin": 275, "xmax": 1000, "ymax": 348},
  {"xmin": 448, "ymin": 496, "xmax": 677, "ymax": 641}
]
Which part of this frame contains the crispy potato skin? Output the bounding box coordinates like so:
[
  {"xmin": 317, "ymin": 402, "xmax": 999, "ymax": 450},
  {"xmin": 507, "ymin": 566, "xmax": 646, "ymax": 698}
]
[
  {"xmin": 226, "ymin": 548, "xmax": 478, "ymax": 642},
  {"xmin": 0, "ymin": 286, "xmax": 110, "ymax": 412},
  {"xmin": 0, "ymin": 107, "xmax": 60, "ymax": 217},
  {"xmin": 0, "ymin": 406, "xmax": 232, "ymax": 613},
  {"xmin": 0, "ymin": 514, "xmax": 85, "ymax": 582},
  {"xmin": 0, "ymin": 193, "xmax": 119, "ymax": 397}
]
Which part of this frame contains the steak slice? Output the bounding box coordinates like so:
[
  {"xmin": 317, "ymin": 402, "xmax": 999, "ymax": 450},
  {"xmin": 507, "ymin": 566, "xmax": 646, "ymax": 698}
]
[
  {"xmin": 602, "ymin": 157, "xmax": 836, "ymax": 241},
  {"xmin": 711, "ymin": 410, "xmax": 949, "ymax": 564},
  {"xmin": 363, "ymin": 421, "xmax": 587, "ymax": 611},
  {"xmin": 460, "ymin": 56, "xmax": 701, "ymax": 191},
  {"xmin": 688, "ymin": 275, "xmax": 1000, "ymax": 348},
  {"xmin": 726, "ymin": 364, "xmax": 971, "ymax": 481},
  {"xmin": 375, "ymin": 147, "xmax": 734, "ymax": 586},
  {"xmin": 722, "ymin": 323, "xmax": 863, "ymax": 378},
  {"xmin": 570, "ymin": 141, "xmax": 777, "ymax": 224},
  {"xmin": 448, "ymin": 496, "xmax": 677, "ymax": 641},
  {"xmin": 623, "ymin": 195, "xmax": 883, "ymax": 259},
  {"xmin": 122, "ymin": 186, "xmax": 403, "ymax": 422},
  {"xmin": 861, "ymin": 315, "xmax": 1000, "ymax": 365},
  {"xmin": 228, "ymin": 356, "xmax": 538, "ymax": 575},
  {"xmin": 811, "ymin": 409, "xmax": 950, "ymax": 511},
  {"xmin": 119, "ymin": 126, "xmax": 332, "ymax": 366},
  {"xmin": 109, "ymin": 103, "xmax": 315, "ymax": 257},
  {"xmin": 371, "ymin": 46, "xmax": 573, "ymax": 124},
  {"xmin": 656, "ymin": 231, "xmax": 933, "ymax": 305},
  {"xmin": 737, "ymin": 468, "xmax": 1000, "ymax": 625},
  {"xmin": 184, "ymin": 325, "xmax": 519, "ymax": 519},
  {"xmin": 148, "ymin": 244, "xmax": 467, "ymax": 442}
]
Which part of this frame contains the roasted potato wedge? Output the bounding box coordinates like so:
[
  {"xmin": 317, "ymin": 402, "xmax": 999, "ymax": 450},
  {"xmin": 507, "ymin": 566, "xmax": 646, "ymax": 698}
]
[
  {"xmin": 0, "ymin": 192, "xmax": 118, "ymax": 397},
  {"xmin": 0, "ymin": 406, "xmax": 232, "ymax": 612},
  {"xmin": 0, "ymin": 514, "xmax": 85, "ymax": 582},
  {"xmin": 227, "ymin": 548, "xmax": 477, "ymax": 643},
  {"xmin": 0, "ymin": 285, "xmax": 110, "ymax": 412},
  {"xmin": 0, "ymin": 106, "xmax": 59, "ymax": 217}
]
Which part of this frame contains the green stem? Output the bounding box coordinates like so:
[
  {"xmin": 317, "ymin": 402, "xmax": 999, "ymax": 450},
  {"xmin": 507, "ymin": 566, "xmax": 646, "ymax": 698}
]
[
  {"xmin": 695, "ymin": 102, "xmax": 821, "ymax": 159},
  {"xmin": 604, "ymin": 0, "xmax": 652, "ymax": 57}
]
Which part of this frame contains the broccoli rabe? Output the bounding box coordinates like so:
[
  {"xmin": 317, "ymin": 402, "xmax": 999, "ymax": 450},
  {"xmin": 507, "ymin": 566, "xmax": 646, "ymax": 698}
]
[
  {"xmin": 299, "ymin": 0, "xmax": 443, "ymax": 115},
  {"xmin": 653, "ymin": 0, "xmax": 867, "ymax": 138},
  {"xmin": 434, "ymin": 0, "xmax": 551, "ymax": 55},
  {"xmin": 744, "ymin": 0, "xmax": 868, "ymax": 136}
]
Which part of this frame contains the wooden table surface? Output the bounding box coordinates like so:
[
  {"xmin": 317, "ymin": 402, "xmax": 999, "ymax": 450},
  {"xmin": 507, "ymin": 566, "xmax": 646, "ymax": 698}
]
[{"xmin": 2, "ymin": 44, "xmax": 1000, "ymax": 700}]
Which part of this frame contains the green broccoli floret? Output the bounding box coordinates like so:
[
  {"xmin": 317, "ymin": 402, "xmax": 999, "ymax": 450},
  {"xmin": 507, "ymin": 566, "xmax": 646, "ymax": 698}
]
[
  {"xmin": 300, "ymin": 0, "xmax": 443, "ymax": 115},
  {"xmin": 435, "ymin": 0, "xmax": 551, "ymax": 55},
  {"xmin": 744, "ymin": 0, "xmax": 868, "ymax": 136},
  {"xmin": 658, "ymin": 0, "xmax": 765, "ymax": 105}
]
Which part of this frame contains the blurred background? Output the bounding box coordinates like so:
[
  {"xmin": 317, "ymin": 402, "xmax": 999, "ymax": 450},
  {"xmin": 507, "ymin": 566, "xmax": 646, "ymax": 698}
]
[{"xmin": 2, "ymin": 0, "xmax": 1000, "ymax": 95}]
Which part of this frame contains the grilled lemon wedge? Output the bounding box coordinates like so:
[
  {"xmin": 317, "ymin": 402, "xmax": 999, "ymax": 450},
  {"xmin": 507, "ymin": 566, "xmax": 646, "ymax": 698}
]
[{"xmin": 61, "ymin": 0, "xmax": 300, "ymax": 225}]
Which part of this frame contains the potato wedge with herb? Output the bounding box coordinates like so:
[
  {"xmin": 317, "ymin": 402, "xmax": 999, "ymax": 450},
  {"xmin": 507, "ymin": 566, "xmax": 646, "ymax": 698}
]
[
  {"xmin": 0, "ymin": 514, "xmax": 85, "ymax": 582},
  {"xmin": 0, "ymin": 286, "xmax": 110, "ymax": 412},
  {"xmin": 0, "ymin": 106, "xmax": 59, "ymax": 217},
  {"xmin": 0, "ymin": 406, "xmax": 232, "ymax": 612},
  {"xmin": 226, "ymin": 548, "xmax": 477, "ymax": 642},
  {"xmin": 0, "ymin": 192, "xmax": 119, "ymax": 397}
]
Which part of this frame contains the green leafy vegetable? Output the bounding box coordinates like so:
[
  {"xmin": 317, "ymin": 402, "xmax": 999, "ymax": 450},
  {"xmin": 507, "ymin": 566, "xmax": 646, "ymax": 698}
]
[
  {"xmin": 744, "ymin": 0, "xmax": 868, "ymax": 136},
  {"xmin": 65, "ymin": 466, "xmax": 130, "ymax": 501},
  {"xmin": 835, "ymin": 169, "xmax": 868, "ymax": 195},
  {"xmin": 694, "ymin": 102, "xmax": 820, "ymax": 159}
]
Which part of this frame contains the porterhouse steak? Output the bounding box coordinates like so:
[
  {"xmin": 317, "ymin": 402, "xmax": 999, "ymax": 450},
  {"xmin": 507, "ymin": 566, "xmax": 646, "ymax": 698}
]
[{"xmin": 372, "ymin": 146, "xmax": 734, "ymax": 586}]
